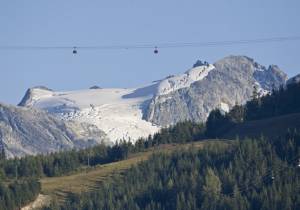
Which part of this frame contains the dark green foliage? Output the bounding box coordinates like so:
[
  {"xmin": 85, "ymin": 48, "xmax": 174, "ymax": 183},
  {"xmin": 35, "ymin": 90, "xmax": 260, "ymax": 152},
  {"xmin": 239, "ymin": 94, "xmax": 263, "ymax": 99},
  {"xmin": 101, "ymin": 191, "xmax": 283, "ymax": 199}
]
[
  {"xmin": 52, "ymin": 131, "xmax": 300, "ymax": 210},
  {"xmin": 0, "ymin": 141, "xmax": 5, "ymax": 161},
  {"xmin": 0, "ymin": 143, "xmax": 125, "ymax": 178},
  {"xmin": 137, "ymin": 121, "xmax": 205, "ymax": 148},
  {"xmin": 245, "ymin": 83, "xmax": 300, "ymax": 120},
  {"xmin": 206, "ymin": 109, "xmax": 231, "ymax": 138},
  {"xmin": 228, "ymin": 104, "xmax": 245, "ymax": 123},
  {"xmin": 206, "ymin": 82, "xmax": 300, "ymax": 138},
  {"xmin": 0, "ymin": 178, "xmax": 40, "ymax": 210}
]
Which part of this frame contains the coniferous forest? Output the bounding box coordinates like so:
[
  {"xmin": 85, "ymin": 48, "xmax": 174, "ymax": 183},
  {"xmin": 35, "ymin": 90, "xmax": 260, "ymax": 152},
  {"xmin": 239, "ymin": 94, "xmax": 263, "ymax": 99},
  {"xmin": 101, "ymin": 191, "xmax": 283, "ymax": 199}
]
[
  {"xmin": 46, "ymin": 131, "xmax": 300, "ymax": 210},
  {"xmin": 0, "ymin": 82, "xmax": 299, "ymax": 210}
]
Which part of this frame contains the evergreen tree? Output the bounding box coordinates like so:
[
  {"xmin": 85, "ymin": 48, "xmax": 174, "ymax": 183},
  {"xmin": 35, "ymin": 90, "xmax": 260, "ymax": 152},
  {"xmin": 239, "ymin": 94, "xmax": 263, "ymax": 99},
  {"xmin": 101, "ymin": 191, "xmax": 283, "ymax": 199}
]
[
  {"xmin": 202, "ymin": 167, "xmax": 222, "ymax": 199},
  {"xmin": 0, "ymin": 140, "xmax": 5, "ymax": 160}
]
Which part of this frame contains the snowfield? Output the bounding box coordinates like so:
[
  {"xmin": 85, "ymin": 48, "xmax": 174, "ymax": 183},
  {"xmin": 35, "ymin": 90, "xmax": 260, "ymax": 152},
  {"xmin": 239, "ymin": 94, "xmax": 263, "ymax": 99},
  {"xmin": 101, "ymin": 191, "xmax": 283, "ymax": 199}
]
[
  {"xmin": 29, "ymin": 88, "xmax": 160, "ymax": 142},
  {"xmin": 20, "ymin": 64, "xmax": 216, "ymax": 143}
]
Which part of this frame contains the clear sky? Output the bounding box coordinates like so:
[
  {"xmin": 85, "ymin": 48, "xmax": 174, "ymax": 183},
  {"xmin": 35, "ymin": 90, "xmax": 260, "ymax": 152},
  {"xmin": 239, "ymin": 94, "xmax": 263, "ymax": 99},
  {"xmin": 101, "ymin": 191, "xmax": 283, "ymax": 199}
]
[{"xmin": 0, "ymin": 0, "xmax": 299, "ymax": 105}]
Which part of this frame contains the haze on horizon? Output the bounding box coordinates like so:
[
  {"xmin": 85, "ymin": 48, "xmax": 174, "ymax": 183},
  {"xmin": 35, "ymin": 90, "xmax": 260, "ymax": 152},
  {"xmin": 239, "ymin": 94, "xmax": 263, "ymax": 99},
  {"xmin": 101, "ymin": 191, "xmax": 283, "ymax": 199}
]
[{"xmin": 0, "ymin": 0, "xmax": 300, "ymax": 105}]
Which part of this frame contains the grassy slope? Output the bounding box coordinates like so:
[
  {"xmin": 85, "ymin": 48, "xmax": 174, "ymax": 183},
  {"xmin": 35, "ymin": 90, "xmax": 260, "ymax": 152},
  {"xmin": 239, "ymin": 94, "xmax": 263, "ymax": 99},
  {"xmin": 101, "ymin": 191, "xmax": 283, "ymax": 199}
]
[
  {"xmin": 40, "ymin": 140, "xmax": 231, "ymax": 205},
  {"xmin": 222, "ymin": 112, "xmax": 300, "ymax": 139}
]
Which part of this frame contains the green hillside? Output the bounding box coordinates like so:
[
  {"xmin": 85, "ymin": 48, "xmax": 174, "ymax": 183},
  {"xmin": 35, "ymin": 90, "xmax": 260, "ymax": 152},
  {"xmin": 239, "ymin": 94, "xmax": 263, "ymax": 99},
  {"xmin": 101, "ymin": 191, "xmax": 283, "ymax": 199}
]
[
  {"xmin": 46, "ymin": 132, "xmax": 300, "ymax": 210},
  {"xmin": 40, "ymin": 141, "xmax": 228, "ymax": 205}
]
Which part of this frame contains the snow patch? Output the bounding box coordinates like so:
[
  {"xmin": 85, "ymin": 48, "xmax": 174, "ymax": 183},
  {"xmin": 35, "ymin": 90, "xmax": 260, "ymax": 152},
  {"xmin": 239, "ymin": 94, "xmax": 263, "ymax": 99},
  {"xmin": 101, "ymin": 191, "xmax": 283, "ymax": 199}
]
[
  {"xmin": 156, "ymin": 64, "xmax": 215, "ymax": 95},
  {"xmin": 25, "ymin": 88, "xmax": 54, "ymax": 106},
  {"xmin": 254, "ymin": 82, "xmax": 270, "ymax": 97},
  {"xmin": 220, "ymin": 102, "xmax": 230, "ymax": 113}
]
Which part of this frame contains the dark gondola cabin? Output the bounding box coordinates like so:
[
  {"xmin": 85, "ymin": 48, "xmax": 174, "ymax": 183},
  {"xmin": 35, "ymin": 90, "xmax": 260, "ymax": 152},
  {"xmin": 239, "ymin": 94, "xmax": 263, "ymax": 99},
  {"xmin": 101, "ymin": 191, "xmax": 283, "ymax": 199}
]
[{"xmin": 73, "ymin": 47, "xmax": 77, "ymax": 54}]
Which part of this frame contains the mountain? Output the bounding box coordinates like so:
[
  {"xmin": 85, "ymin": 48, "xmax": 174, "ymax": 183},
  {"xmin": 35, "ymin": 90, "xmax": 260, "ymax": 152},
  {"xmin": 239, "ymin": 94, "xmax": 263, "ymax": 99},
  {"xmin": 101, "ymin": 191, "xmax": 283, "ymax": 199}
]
[
  {"xmin": 0, "ymin": 103, "xmax": 107, "ymax": 158},
  {"xmin": 145, "ymin": 56, "xmax": 287, "ymax": 126},
  {"xmin": 18, "ymin": 55, "xmax": 287, "ymax": 143}
]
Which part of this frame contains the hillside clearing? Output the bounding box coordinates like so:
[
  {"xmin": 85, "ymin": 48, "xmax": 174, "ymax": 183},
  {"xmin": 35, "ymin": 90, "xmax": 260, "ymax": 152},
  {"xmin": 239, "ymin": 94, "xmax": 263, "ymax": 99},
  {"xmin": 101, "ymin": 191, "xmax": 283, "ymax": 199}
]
[{"xmin": 40, "ymin": 140, "xmax": 231, "ymax": 205}]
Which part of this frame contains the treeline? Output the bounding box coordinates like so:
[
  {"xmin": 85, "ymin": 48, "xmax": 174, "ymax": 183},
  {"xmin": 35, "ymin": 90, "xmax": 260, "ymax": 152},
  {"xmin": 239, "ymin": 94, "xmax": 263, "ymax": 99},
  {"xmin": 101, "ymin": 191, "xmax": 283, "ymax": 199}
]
[
  {"xmin": 1, "ymin": 144, "xmax": 114, "ymax": 178},
  {"xmin": 136, "ymin": 121, "xmax": 205, "ymax": 148},
  {"xmin": 46, "ymin": 130, "xmax": 300, "ymax": 210},
  {"xmin": 206, "ymin": 82, "xmax": 300, "ymax": 138},
  {"xmin": 246, "ymin": 82, "xmax": 300, "ymax": 120},
  {"xmin": 0, "ymin": 178, "xmax": 40, "ymax": 210},
  {"xmin": 0, "ymin": 121, "xmax": 205, "ymax": 180}
]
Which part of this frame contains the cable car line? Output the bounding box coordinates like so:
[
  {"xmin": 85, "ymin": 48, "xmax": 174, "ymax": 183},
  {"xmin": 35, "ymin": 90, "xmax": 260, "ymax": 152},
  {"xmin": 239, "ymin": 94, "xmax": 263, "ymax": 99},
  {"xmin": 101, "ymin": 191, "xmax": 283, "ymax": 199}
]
[{"xmin": 0, "ymin": 35, "xmax": 299, "ymax": 54}]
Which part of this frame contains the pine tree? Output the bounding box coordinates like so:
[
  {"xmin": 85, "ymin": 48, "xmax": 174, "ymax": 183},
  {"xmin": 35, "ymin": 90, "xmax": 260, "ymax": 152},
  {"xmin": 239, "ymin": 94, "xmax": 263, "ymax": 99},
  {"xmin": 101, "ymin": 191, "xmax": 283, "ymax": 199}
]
[
  {"xmin": 202, "ymin": 168, "xmax": 222, "ymax": 198},
  {"xmin": 252, "ymin": 85, "xmax": 259, "ymax": 101},
  {"xmin": 0, "ymin": 139, "xmax": 5, "ymax": 160},
  {"xmin": 228, "ymin": 104, "xmax": 245, "ymax": 123}
]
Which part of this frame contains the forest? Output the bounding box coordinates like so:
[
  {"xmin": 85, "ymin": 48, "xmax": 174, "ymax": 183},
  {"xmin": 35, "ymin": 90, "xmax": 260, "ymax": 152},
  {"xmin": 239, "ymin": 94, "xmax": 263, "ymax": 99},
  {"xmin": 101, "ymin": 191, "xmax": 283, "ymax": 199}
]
[
  {"xmin": 0, "ymin": 178, "xmax": 40, "ymax": 210},
  {"xmin": 45, "ymin": 130, "xmax": 300, "ymax": 210}
]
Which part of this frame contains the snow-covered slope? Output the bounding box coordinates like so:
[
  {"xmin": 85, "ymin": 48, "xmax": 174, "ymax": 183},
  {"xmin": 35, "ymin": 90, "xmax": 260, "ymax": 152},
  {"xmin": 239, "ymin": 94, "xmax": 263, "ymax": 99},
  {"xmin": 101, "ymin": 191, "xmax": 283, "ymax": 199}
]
[
  {"xmin": 20, "ymin": 88, "xmax": 159, "ymax": 142},
  {"xmin": 18, "ymin": 56, "xmax": 287, "ymax": 143},
  {"xmin": 19, "ymin": 64, "xmax": 215, "ymax": 143},
  {"xmin": 156, "ymin": 64, "xmax": 215, "ymax": 95}
]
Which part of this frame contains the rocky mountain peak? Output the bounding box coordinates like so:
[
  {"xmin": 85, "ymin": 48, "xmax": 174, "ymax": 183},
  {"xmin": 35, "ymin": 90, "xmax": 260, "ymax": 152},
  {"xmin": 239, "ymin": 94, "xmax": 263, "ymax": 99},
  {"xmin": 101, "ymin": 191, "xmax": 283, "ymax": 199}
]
[
  {"xmin": 18, "ymin": 86, "xmax": 53, "ymax": 107},
  {"xmin": 193, "ymin": 60, "xmax": 209, "ymax": 68},
  {"xmin": 146, "ymin": 55, "xmax": 287, "ymax": 126}
]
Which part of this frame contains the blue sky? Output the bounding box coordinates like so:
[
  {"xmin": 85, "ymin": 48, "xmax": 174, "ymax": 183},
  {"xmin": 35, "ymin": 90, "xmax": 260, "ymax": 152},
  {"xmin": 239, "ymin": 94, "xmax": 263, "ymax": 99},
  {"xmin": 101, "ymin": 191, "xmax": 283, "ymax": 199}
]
[{"xmin": 0, "ymin": 0, "xmax": 300, "ymax": 104}]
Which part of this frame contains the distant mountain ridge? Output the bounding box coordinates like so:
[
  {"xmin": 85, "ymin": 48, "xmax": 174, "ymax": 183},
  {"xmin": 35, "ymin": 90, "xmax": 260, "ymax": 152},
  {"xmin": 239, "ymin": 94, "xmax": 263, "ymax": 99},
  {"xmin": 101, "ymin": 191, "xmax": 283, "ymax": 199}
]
[{"xmin": 18, "ymin": 55, "xmax": 288, "ymax": 143}]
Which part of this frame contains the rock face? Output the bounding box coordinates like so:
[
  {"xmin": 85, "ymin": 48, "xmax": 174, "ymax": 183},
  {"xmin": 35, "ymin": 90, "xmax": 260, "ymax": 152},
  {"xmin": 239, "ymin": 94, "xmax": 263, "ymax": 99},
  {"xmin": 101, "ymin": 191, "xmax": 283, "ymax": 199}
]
[
  {"xmin": 89, "ymin": 85, "xmax": 102, "ymax": 89},
  {"xmin": 0, "ymin": 103, "xmax": 107, "ymax": 158},
  {"xmin": 145, "ymin": 56, "xmax": 287, "ymax": 126}
]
